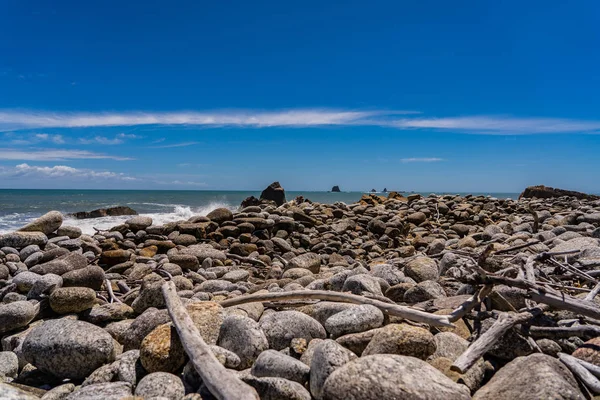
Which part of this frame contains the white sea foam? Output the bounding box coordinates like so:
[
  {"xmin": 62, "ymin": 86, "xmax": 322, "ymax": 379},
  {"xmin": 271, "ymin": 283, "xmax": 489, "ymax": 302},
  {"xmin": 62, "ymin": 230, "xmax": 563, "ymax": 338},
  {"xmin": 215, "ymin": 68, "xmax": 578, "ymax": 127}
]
[{"xmin": 0, "ymin": 201, "xmax": 235, "ymax": 235}]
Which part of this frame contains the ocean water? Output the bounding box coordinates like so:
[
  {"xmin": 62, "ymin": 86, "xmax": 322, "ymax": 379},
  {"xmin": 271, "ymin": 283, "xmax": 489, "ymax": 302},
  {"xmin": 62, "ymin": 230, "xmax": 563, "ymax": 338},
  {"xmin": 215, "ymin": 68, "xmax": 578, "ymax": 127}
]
[{"xmin": 0, "ymin": 189, "xmax": 520, "ymax": 235}]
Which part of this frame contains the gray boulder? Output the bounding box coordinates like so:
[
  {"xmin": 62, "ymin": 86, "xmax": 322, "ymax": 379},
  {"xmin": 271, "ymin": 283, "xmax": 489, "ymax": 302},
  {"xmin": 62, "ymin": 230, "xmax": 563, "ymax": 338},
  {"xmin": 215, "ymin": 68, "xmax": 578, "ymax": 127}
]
[
  {"xmin": 473, "ymin": 353, "xmax": 584, "ymax": 399},
  {"xmin": 322, "ymin": 354, "xmax": 471, "ymax": 400},
  {"xmin": 324, "ymin": 304, "xmax": 384, "ymax": 338},
  {"xmin": 0, "ymin": 232, "xmax": 48, "ymax": 249},
  {"xmin": 66, "ymin": 382, "xmax": 132, "ymax": 400},
  {"xmin": 18, "ymin": 211, "xmax": 63, "ymax": 235},
  {"xmin": 310, "ymin": 339, "xmax": 357, "ymax": 400},
  {"xmin": 135, "ymin": 372, "xmax": 185, "ymax": 400},
  {"xmin": 217, "ymin": 315, "xmax": 269, "ymax": 369},
  {"xmin": 0, "ymin": 301, "xmax": 37, "ymax": 334},
  {"xmin": 252, "ymin": 349, "xmax": 310, "ymax": 384},
  {"xmin": 241, "ymin": 376, "xmax": 310, "ymax": 400},
  {"xmin": 23, "ymin": 319, "xmax": 115, "ymax": 379},
  {"xmin": 259, "ymin": 311, "xmax": 326, "ymax": 350}
]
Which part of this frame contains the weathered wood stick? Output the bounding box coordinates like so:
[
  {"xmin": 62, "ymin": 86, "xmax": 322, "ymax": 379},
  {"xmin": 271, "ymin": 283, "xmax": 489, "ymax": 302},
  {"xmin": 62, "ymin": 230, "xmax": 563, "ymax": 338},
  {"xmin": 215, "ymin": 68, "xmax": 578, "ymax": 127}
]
[
  {"xmin": 529, "ymin": 325, "xmax": 600, "ymax": 339},
  {"xmin": 559, "ymin": 353, "xmax": 600, "ymax": 394},
  {"xmin": 585, "ymin": 282, "xmax": 600, "ymax": 301},
  {"xmin": 561, "ymin": 354, "xmax": 600, "ymax": 379},
  {"xmin": 494, "ymin": 240, "xmax": 540, "ymax": 255},
  {"xmin": 451, "ymin": 306, "xmax": 547, "ymax": 374},
  {"xmin": 529, "ymin": 290, "xmax": 600, "ymax": 320},
  {"xmin": 104, "ymin": 279, "xmax": 122, "ymax": 303},
  {"xmin": 448, "ymin": 284, "xmax": 493, "ymax": 322},
  {"xmin": 226, "ymin": 253, "xmax": 269, "ymax": 269},
  {"xmin": 162, "ymin": 281, "xmax": 259, "ymax": 400},
  {"xmin": 219, "ymin": 290, "xmax": 454, "ymax": 327}
]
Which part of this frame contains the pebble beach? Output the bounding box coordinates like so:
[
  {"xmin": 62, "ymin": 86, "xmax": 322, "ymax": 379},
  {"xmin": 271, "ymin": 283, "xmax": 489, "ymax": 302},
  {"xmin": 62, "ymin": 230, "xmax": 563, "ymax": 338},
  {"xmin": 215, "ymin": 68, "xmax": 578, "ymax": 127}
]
[{"xmin": 1, "ymin": 183, "xmax": 600, "ymax": 399}]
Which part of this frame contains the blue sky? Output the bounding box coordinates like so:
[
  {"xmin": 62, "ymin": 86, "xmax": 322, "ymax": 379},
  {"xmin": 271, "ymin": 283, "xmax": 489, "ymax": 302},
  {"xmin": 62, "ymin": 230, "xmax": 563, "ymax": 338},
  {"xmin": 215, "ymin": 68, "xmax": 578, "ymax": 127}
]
[{"xmin": 1, "ymin": 0, "xmax": 599, "ymax": 192}]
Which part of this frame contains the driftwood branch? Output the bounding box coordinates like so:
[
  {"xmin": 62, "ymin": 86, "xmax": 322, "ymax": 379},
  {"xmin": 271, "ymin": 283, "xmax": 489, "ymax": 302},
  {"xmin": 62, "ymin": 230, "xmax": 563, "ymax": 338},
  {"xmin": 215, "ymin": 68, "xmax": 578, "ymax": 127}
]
[
  {"xmin": 448, "ymin": 284, "xmax": 493, "ymax": 322},
  {"xmin": 529, "ymin": 325, "xmax": 600, "ymax": 339},
  {"xmin": 104, "ymin": 279, "xmax": 122, "ymax": 303},
  {"xmin": 226, "ymin": 253, "xmax": 269, "ymax": 269},
  {"xmin": 162, "ymin": 281, "xmax": 259, "ymax": 400},
  {"xmin": 559, "ymin": 353, "xmax": 600, "ymax": 394},
  {"xmin": 451, "ymin": 305, "xmax": 547, "ymax": 374},
  {"xmin": 219, "ymin": 290, "xmax": 454, "ymax": 327}
]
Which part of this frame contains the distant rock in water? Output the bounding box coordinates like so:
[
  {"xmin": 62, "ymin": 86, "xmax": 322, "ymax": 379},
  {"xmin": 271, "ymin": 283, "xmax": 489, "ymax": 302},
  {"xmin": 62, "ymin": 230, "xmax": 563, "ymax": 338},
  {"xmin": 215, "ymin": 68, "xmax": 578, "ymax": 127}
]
[
  {"xmin": 260, "ymin": 181, "xmax": 286, "ymax": 206},
  {"xmin": 370, "ymin": 189, "xmax": 377, "ymax": 193},
  {"xmin": 382, "ymin": 188, "xmax": 388, "ymax": 193},
  {"xmin": 331, "ymin": 186, "xmax": 341, "ymax": 192},
  {"xmin": 71, "ymin": 206, "xmax": 138, "ymax": 219},
  {"xmin": 519, "ymin": 185, "xmax": 600, "ymax": 200}
]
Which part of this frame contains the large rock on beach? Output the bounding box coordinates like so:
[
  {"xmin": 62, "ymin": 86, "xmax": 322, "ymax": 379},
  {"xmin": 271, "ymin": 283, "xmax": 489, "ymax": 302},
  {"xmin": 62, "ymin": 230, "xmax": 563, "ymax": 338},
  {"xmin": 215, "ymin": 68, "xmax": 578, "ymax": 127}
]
[
  {"xmin": 473, "ymin": 353, "xmax": 584, "ymax": 399},
  {"xmin": 22, "ymin": 319, "xmax": 116, "ymax": 379},
  {"xmin": 519, "ymin": 185, "xmax": 599, "ymax": 200},
  {"xmin": 260, "ymin": 181, "xmax": 287, "ymax": 206},
  {"xmin": 18, "ymin": 210, "xmax": 63, "ymax": 235},
  {"xmin": 71, "ymin": 206, "xmax": 138, "ymax": 219},
  {"xmin": 322, "ymin": 354, "xmax": 471, "ymax": 400},
  {"xmin": 0, "ymin": 232, "xmax": 48, "ymax": 249}
]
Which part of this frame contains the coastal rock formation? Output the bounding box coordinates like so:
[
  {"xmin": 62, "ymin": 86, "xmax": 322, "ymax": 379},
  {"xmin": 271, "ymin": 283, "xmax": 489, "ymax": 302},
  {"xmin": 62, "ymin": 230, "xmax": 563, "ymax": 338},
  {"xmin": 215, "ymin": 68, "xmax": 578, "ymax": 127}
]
[
  {"xmin": 17, "ymin": 211, "xmax": 63, "ymax": 235},
  {"xmin": 71, "ymin": 206, "xmax": 138, "ymax": 219},
  {"xmin": 519, "ymin": 185, "xmax": 599, "ymax": 200},
  {"xmin": 260, "ymin": 181, "xmax": 287, "ymax": 206},
  {"xmin": 0, "ymin": 189, "xmax": 600, "ymax": 397},
  {"xmin": 331, "ymin": 186, "xmax": 341, "ymax": 192}
]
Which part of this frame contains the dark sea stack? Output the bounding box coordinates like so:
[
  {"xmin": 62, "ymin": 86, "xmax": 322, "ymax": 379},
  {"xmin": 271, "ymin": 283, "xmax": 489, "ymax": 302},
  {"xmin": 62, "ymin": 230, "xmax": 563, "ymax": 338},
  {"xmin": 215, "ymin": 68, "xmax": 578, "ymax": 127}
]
[
  {"xmin": 519, "ymin": 185, "xmax": 600, "ymax": 200},
  {"xmin": 260, "ymin": 181, "xmax": 287, "ymax": 206},
  {"xmin": 370, "ymin": 189, "xmax": 377, "ymax": 193},
  {"xmin": 383, "ymin": 188, "xmax": 388, "ymax": 193},
  {"xmin": 71, "ymin": 206, "xmax": 138, "ymax": 219},
  {"xmin": 331, "ymin": 186, "xmax": 341, "ymax": 192}
]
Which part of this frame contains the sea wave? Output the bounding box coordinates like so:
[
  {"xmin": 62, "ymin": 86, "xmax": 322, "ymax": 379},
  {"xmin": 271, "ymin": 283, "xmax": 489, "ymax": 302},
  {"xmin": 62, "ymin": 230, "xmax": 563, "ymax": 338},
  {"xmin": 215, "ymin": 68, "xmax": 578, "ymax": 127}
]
[{"xmin": 0, "ymin": 201, "xmax": 235, "ymax": 235}]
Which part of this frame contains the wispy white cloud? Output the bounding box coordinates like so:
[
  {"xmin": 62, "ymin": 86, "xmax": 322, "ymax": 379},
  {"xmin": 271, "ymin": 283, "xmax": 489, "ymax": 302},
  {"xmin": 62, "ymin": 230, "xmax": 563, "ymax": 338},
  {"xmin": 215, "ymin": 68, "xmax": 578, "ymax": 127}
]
[
  {"xmin": 0, "ymin": 109, "xmax": 400, "ymax": 131},
  {"xmin": 389, "ymin": 116, "xmax": 600, "ymax": 134},
  {"xmin": 0, "ymin": 148, "xmax": 132, "ymax": 161},
  {"xmin": 0, "ymin": 164, "xmax": 136, "ymax": 181},
  {"xmin": 400, "ymin": 157, "xmax": 444, "ymax": 163},
  {"xmin": 79, "ymin": 133, "xmax": 142, "ymax": 145},
  {"xmin": 5, "ymin": 133, "xmax": 65, "ymax": 145},
  {"xmin": 1, "ymin": 109, "xmax": 599, "ymax": 135},
  {"xmin": 151, "ymin": 141, "xmax": 201, "ymax": 148}
]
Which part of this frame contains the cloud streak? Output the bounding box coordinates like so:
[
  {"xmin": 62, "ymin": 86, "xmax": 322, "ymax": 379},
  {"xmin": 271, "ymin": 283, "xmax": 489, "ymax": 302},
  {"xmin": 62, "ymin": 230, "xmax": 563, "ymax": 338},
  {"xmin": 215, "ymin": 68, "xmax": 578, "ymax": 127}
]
[
  {"xmin": 0, "ymin": 109, "xmax": 599, "ymax": 134},
  {"xmin": 151, "ymin": 141, "xmax": 201, "ymax": 148},
  {"xmin": 0, "ymin": 164, "xmax": 136, "ymax": 181},
  {"xmin": 0, "ymin": 148, "xmax": 132, "ymax": 161},
  {"xmin": 400, "ymin": 157, "xmax": 444, "ymax": 163}
]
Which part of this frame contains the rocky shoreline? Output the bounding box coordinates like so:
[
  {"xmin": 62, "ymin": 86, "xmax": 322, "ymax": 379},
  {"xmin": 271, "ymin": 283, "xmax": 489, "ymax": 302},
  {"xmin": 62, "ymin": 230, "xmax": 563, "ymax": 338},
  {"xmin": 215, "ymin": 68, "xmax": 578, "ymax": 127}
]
[{"xmin": 1, "ymin": 186, "xmax": 600, "ymax": 399}]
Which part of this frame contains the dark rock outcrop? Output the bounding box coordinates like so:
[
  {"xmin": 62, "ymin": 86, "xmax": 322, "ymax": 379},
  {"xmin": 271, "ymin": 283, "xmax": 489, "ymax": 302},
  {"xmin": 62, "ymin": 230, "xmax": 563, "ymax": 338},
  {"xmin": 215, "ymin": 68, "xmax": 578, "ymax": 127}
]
[
  {"xmin": 383, "ymin": 188, "xmax": 388, "ymax": 193},
  {"xmin": 519, "ymin": 185, "xmax": 599, "ymax": 200},
  {"xmin": 70, "ymin": 206, "xmax": 138, "ymax": 219},
  {"xmin": 240, "ymin": 196, "xmax": 261, "ymax": 209},
  {"xmin": 260, "ymin": 182, "xmax": 286, "ymax": 206},
  {"xmin": 331, "ymin": 186, "xmax": 341, "ymax": 192}
]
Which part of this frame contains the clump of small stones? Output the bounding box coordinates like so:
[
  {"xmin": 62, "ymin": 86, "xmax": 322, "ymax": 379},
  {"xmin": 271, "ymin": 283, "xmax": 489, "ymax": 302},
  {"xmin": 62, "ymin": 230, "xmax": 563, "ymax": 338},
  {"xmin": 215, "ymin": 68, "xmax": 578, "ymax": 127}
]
[{"xmin": 1, "ymin": 186, "xmax": 600, "ymax": 399}]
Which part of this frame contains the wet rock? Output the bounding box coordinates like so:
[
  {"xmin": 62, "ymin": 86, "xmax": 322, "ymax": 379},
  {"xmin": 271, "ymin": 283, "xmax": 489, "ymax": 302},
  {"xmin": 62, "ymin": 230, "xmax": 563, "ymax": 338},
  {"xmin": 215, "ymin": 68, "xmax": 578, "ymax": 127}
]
[
  {"xmin": 322, "ymin": 354, "xmax": 471, "ymax": 400},
  {"xmin": 23, "ymin": 319, "xmax": 115, "ymax": 379},
  {"xmin": 519, "ymin": 185, "xmax": 599, "ymax": 200},
  {"xmin": 207, "ymin": 207, "xmax": 234, "ymax": 223},
  {"xmin": 126, "ymin": 216, "xmax": 153, "ymax": 231},
  {"xmin": 71, "ymin": 206, "xmax": 138, "ymax": 219},
  {"xmin": 100, "ymin": 249, "xmax": 132, "ymax": 266}
]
